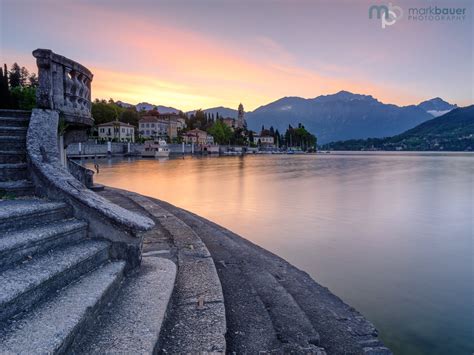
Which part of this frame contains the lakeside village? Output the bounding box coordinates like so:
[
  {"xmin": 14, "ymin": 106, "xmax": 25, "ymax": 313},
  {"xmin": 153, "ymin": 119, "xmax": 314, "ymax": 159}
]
[
  {"xmin": 0, "ymin": 61, "xmax": 317, "ymax": 158},
  {"xmin": 86, "ymin": 99, "xmax": 317, "ymax": 158}
]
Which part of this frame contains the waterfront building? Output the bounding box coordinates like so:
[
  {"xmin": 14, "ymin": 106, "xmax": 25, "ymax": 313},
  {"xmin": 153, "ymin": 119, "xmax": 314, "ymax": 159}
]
[
  {"xmin": 254, "ymin": 132, "xmax": 275, "ymax": 146},
  {"xmin": 183, "ymin": 128, "xmax": 214, "ymax": 145},
  {"xmin": 97, "ymin": 120, "xmax": 135, "ymax": 142},
  {"xmin": 139, "ymin": 113, "xmax": 182, "ymax": 140}
]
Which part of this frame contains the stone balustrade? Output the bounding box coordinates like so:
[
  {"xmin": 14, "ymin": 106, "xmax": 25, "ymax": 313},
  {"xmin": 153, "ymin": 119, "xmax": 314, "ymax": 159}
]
[{"xmin": 33, "ymin": 49, "xmax": 93, "ymax": 126}]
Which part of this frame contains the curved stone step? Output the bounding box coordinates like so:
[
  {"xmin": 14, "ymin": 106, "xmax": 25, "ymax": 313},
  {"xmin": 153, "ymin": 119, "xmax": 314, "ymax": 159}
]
[
  {"xmin": 0, "ymin": 180, "xmax": 35, "ymax": 198},
  {"xmin": 0, "ymin": 163, "xmax": 28, "ymax": 181},
  {"xmin": 0, "ymin": 240, "xmax": 109, "ymax": 323},
  {"xmin": 72, "ymin": 257, "xmax": 176, "ymax": 354},
  {"xmin": 0, "ymin": 218, "xmax": 88, "ymax": 270},
  {"xmin": 111, "ymin": 191, "xmax": 227, "ymax": 353},
  {"xmin": 0, "ymin": 261, "xmax": 125, "ymax": 354},
  {"xmin": 0, "ymin": 136, "xmax": 26, "ymax": 150},
  {"xmin": 0, "ymin": 116, "xmax": 30, "ymax": 127},
  {"xmin": 0, "ymin": 150, "xmax": 26, "ymax": 164},
  {"xmin": 0, "ymin": 199, "xmax": 70, "ymax": 232},
  {"xmin": 0, "ymin": 126, "xmax": 27, "ymax": 137},
  {"xmin": 0, "ymin": 109, "xmax": 31, "ymax": 119}
]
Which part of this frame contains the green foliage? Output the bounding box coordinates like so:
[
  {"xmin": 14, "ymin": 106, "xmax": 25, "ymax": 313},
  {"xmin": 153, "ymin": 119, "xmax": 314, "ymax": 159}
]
[
  {"xmin": 1, "ymin": 62, "xmax": 38, "ymax": 109},
  {"xmin": 208, "ymin": 119, "xmax": 233, "ymax": 145},
  {"xmin": 0, "ymin": 65, "xmax": 11, "ymax": 108},
  {"xmin": 91, "ymin": 99, "xmax": 123, "ymax": 125},
  {"xmin": 8, "ymin": 63, "xmax": 21, "ymax": 88},
  {"xmin": 284, "ymin": 124, "xmax": 317, "ymax": 150},
  {"xmin": 120, "ymin": 108, "xmax": 140, "ymax": 127},
  {"xmin": 10, "ymin": 86, "xmax": 36, "ymax": 110},
  {"xmin": 186, "ymin": 109, "xmax": 214, "ymax": 131}
]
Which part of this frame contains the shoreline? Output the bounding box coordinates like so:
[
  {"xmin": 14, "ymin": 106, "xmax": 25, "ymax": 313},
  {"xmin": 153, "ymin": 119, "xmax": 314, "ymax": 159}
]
[{"xmin": 100, "ymin": 186, "xmax": 392, "ymax": 354}]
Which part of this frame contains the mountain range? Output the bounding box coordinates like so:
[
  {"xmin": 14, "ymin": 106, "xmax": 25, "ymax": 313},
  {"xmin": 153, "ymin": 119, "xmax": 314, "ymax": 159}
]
[
  {"xmin": 321, "ymin": 105, "xmax": 474, "ymax": 151},
  {"xmin": 245, "ymin": 92, "xmax": 457, "ymax": 144},
  {"xmin": 114, "ymin": 92, "xmax": 460, "ymax": 144}
]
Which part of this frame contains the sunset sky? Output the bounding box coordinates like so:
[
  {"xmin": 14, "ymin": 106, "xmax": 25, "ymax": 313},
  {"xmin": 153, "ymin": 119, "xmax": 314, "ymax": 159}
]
[{"xmin": 1, "ymin": 0, "xmax": 472, "ymax": 111}]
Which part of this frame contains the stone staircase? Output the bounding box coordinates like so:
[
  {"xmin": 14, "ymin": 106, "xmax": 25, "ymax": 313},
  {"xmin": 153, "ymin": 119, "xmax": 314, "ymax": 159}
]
[
  {"xmin": 0, "ymin": 110, "xmax": 176, "ymax": 353},
  {"xmin": 0, "ymin": 110, "xmax": 34, "ymax": 198}
]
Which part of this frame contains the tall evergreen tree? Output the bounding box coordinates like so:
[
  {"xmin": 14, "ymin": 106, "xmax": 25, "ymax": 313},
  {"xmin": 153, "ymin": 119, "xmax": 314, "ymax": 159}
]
[
  {"xmin": 9, "ymin": 63, "xmax": 21, "ymax": 88},
  {"xmin": 0, "ymin": 66, "xmax": 11, "ymax": 108},
  {"xmin": 19, "ymin": 66, "xmax": 29, "ymax": 86}
]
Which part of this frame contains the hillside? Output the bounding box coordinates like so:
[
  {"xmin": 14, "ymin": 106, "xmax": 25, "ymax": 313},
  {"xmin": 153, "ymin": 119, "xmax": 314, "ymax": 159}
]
[{"xmin": 322, "ymin": 106, "xmax": 474, "ymax": 151}]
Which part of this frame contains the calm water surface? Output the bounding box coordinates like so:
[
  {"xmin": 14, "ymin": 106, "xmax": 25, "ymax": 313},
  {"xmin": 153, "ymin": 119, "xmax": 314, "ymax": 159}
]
[{"xmin": 87, "ymin": 153, "xmax": 473, "ymax": 355}]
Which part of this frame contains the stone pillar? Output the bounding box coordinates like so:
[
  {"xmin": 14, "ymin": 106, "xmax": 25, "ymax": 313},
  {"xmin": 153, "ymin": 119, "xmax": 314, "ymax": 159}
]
[
  {"xmin": 78, "ymin": 142, "xmax": 82, "ymax": 155},
  {"xmin": 191, "ymin": 143, "xmax": 194, "ymax": 155},
  {"xmin": 128, "ymin": 142, "xmax": 131, "ymax": 154}
]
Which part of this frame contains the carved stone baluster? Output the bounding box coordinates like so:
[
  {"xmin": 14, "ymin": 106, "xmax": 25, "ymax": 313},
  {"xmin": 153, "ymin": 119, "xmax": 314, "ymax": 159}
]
[{"xmin": 33, "ymin": 48, "xmax": 94, "ymax": 126}]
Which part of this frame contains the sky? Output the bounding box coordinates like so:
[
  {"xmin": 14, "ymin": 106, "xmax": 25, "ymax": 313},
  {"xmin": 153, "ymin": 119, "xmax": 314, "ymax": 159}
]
[{"xmin": 1, "ymin": 0, "xmax": 473, "ymax": 111}]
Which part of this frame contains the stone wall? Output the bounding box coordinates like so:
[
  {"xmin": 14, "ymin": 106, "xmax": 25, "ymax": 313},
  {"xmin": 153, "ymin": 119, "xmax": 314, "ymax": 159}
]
[
  {"xmin": 67, "ymin": 142, "xmax": 220, "ymax": 156},
  {"xmin": 67, "ymin": 142, "xmax": 125, "ymax": 155}
]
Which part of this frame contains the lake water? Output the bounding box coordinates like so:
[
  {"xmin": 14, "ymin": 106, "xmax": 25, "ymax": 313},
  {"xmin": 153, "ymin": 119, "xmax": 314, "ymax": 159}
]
[{"xmin": 86, "ymin": 153, "xmax": 473, "ymax": 355}]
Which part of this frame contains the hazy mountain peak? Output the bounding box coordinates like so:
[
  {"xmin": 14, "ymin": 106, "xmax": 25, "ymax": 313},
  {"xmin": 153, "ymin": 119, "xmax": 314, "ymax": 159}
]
[
  {"xmin": 418, "ymin": 98, "xmax": 457, "ymax": 116},
  {"xmin": 313, "ymin": 90, "xmax": 376, "ymax": 103}
]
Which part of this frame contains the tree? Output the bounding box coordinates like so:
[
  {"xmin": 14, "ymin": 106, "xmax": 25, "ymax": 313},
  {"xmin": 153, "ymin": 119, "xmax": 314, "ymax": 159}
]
[
  {"xmin": 8, "ymin": 63, "xmax": 21, "ymax": 88},
  {"xmin": 207, "ymin": 119, "xmax": 233, "ymax": 145},
  {"xmin": 10, "ymin": 86, "xmax": 36, "ymax": 110},
  {"xmin": 19, "ymin": 66, "xmax": 29, "ymax": 87},
  {"xmin": 91, "ymin": 101, "xmax": 119, "ymax": 125},
  {"xmin": 0, "ymin": 65, "xmax": 11, "ymax": 108},
  {"xmin": 284, "ymin": 123, "xmax": 317, "ymax": 150},
  {"xmin": 120, "ymin": 108, "xmax": 140, "ymax": 127}
]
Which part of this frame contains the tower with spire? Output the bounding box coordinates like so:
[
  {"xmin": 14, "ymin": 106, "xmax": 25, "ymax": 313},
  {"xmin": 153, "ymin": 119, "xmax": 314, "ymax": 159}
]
[{"xmin": 237, "ymin": 103, "xmax": 246, "ymax": 129}]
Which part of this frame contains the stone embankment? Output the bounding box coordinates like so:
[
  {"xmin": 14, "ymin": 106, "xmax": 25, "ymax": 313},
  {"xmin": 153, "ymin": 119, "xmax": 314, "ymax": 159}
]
[{"xmin": 96, "ymin": 187, "xmax": 393, "ymax": 355}]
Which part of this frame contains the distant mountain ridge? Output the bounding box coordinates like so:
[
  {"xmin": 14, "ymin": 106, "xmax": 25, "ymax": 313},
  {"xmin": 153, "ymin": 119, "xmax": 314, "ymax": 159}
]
[
  {"xmin": 322, "ymin": 105, "xmax": 474, "ymax": 151},
  {"xmin": 246, "ymin": 91, "xmax": 437, "ymax": 144}
]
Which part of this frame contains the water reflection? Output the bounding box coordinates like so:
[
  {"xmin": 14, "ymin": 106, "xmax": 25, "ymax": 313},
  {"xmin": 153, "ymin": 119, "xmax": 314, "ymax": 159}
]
[{"xmin": 86, "ymin": 153, "xmax": 473, "ymax": 355}]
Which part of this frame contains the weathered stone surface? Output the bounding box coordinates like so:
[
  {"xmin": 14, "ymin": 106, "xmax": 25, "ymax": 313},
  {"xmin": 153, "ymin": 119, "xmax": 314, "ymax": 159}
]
[
  {"xmin": 0, "ymin": 261, "xmax": 125, "ymax": 354},
  {"xmin": 100, "ymin": 189, "xmax": 227, "ymax": 354},
  {"xmin": 72, "ymin": 257, "xmax": 177, "ymax": 354},
  {"xmin": 27, "ymin": 109, "xmax": 154, "ymax": 268},
  {"xmin": 32, "ymin": 49, "xmax": 93, "ymax": 126},
  {"xmin": 0, "ymin": 218, "xmax": 87, "ymax": 269},
  {"xmin": 0, "ymin": 240, "xmax": 109, "ymax": 323},
  {"xmin": 0, "ymin": 180, "xmax": 34, "ymax": 197},
  {"xmin": 0, "ymin": 199, "xmax": 68, "ymax": 232}
]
